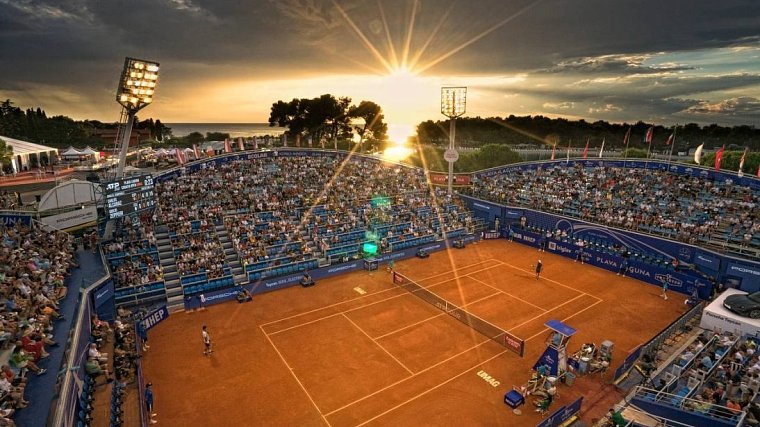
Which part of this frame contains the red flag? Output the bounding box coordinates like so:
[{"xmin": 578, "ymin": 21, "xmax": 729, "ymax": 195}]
[
  {"xmin": 664, "ymin": 133, "xmax": 674, "ymax": 145},
  {"xmin": 714, "ymin": 145, "xmax": 725, "ymax": 171},
  {"xmin": 175, "ymin": 148, "xmax": 185, "ymax": 165},
  {"xmin": 645, "ymin": 127, "xmax": 654, "ymax": 144},
  {"xmin": 193, "ymin": 144, "xmax": 201, "ymax": 159},
  {"xmin": 551, "ymin": 144, "xmax": 556, "ymax": 160},
  {"xmin": 623, "ymin": 127, "xmax": 632, "ymax": 148},
  {"xmin": 224, "ymin": 138, "xmax": 232, "ymax": 153},
  {"xmin": 237, "ymin": 137, "xmax": 245, "ymax": 151},
  {"xmin": 582, "ymin": 139, "xmax": 589, "ymax": 159},
  {"xmin": 206, "ymin": 146, "xmax": 215, "ymax": 157},
  {"xmin": 757, "ymin": 164, "xmax": 760, "ymax": 178}
]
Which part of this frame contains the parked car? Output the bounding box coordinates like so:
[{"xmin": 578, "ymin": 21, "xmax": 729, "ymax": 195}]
[{"xmin": 723, "ymin": 291, "xmax": 760, "ymax": 318}]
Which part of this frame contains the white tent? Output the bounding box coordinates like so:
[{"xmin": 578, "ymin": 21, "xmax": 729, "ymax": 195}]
[
  {"xmin": 80, "ymin": 147, "xmax": 98, "ymax": 156},
  {"xmin": 0, "ymin": 135, "xmax": 59, "ymax": 170},
  {"xmin": 60, "ymin": 147, "xmax": 82, "ymax": 157}
]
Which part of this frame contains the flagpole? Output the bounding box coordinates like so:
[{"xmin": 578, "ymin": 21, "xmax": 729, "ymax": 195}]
[{"xmin": 668, "ymin": 124, "xmax": 677, "ymax": 165}]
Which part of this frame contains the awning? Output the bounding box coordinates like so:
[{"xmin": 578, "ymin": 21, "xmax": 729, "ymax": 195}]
[{"xmin": 0, "ymin": 135, "xmax": 59, "ymax": 157}]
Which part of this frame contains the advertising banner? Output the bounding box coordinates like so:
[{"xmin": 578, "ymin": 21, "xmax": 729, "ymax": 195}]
[
  {"xmin": 92, "ymin": 279, "xmax": 114, "ymax": 309},
  {"xmin": 536, "ymin": 397, "xmax": 583, "ymax": 427},
  {"xmin": 0, "ymin": 213, "xmax": 32, "ymax": 227},
  {"xmin": 725, "ymin": 260, "xmax": 760, "ymax": 285},
  {"xmin": 428, "ymin": 173, "xmax": 472, "ymax": 186},
  {"xmin": 41, "ymin": 205, "xmax": 97, "ymax": 231},
  {"xmin": 140, "ymin": 306, "xmax": 169, "ymax": 332}
]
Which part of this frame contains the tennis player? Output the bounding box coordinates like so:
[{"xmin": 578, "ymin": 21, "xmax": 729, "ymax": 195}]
[
  {"xmin": 202, "ymin": 325, "xmax": 213, "ymax": 356},
  {"xmin": 535, "ymin": 260, "xmax": 543, "ymax": 280}
]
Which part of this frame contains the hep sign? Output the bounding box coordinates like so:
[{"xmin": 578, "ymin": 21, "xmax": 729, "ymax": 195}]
[{"xmin": 141, "ymin": 306, "xmax": 169, "ymax": 332}]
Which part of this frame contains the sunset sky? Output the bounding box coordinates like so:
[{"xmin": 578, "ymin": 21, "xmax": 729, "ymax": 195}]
[{"xmin": 1, "ymin": 0, "xmax": 759, "ymax": 134}]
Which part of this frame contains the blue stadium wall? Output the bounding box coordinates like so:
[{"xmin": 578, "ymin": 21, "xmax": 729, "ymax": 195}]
[{"xmin": 461, "ymin": 158, "xmax": 760, "ymax": 296}]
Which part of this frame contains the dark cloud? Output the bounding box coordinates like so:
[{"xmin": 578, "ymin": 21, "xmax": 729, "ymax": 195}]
[
  {"xmin": 538, "ymin": 55, "xmax": 694, "ymax": 75},
  {"xmin": 0, "ymin": 0, "xmax": 758, "ymax": 124}
]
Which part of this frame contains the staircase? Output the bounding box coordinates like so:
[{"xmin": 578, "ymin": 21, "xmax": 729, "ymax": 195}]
[
  {"xmin": 155, "ymin": 225, "xmax": 183, "ymax": 312},
  {"xmin": 216, "ymin": 223, "xmax": 247, "ymax": 285}
]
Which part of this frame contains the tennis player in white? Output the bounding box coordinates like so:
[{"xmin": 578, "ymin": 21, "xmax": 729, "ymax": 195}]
[{"xmin": 202, "ymin": 325, "xmax": 213, "ymax": 356}]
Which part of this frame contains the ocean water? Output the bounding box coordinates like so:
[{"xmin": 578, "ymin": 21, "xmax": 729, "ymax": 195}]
[{"xmin": 167, "ymin": 123, "xmax": 286, "ymax": 138}]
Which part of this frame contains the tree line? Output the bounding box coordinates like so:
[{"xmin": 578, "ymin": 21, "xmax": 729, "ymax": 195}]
[
  {"xmin": 0, "ymin": 99, "xmax": 170, "ymax": 148},
  {"xmin": 416, "ymin": 115, "xmax": 760, "ymax": 152}
]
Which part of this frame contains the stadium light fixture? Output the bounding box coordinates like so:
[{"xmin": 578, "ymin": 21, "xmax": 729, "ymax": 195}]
[
  {"xmin": 440, "ymin": 87, "xmax": 467, "ymax": 196},
  {"xmin": 115, "ymin": 57, "xmax": 160, "ymax": 178}
]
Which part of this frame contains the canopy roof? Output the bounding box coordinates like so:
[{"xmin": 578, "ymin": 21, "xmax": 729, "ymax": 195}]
[
  {"xmin": 60, "ymin": 147, "xmax": 82, "ymax": 156},
  {"xmin": 0, "ymin": 135, "xmax": 58, "ymax": 156}
]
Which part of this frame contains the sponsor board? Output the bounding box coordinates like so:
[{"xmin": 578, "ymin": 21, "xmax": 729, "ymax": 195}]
[
  {"xmin": 140, "ymin": 306, "xmax": 168, "ymax": 331},
  {"xmin": 0, "ymin": 214, "xmax": 32, "ymax": 227},
  {"xmin": 536, "ymin": 397, "xmax": 583, "ymax": 427},
  {"xmin": 41, "ymin": 205, "xmax": 97, "ymax": 231},
  {"xmin": 93, "ymin": 280, "xmax": 114, "ymax": 309},
  {"xmin": 429, "ymin": 172, "xmax": 472, "ymax": 186}
]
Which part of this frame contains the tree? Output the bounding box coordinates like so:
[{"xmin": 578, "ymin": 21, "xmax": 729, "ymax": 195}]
[
  {"xmin": 349, "ymin": 101, "xmax": 388, "ymax": 146},
  {"xmin": 0, "ymin": 138, "xmax": 13, "ymax": 168},
  {"xmin": 205, "ymin": 132, "xmax": 231, "ymax": 141}
]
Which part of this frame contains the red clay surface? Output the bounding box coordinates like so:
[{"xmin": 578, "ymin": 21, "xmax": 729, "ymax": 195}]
[{"xmin": 142, "ymin": 239, "xmax": 690, "ymax": 426}]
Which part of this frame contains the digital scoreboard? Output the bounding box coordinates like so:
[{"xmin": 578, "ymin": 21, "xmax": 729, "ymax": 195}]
[{"xmin": 104, "ymin": 175, "xmax": 156, "ymax": 219}]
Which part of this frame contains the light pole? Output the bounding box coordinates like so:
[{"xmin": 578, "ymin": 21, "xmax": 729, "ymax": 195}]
[
  {"xmin": 115, "ymin": 57, "xmax": 160, "ymax": 178},
  {"xmin": 440, "ymin": 87, "xmax": 466, "ymax": 196}
]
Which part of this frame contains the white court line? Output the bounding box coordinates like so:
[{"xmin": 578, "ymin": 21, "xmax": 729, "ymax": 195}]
[
  {"xmin": 373, "ymin": 291, "xmax": 502, "ymax": 340},
  {"xmin": 506, "ymin": 293, "xmax": 588, "ymax": 332},
  {"xmin": 260, "ymin": 259, "xmax": 502, "ymax": 328},
  {"xmin": 352, "ymin": 349, "xmax": 510, "ymax": 427},
  {"xmin": 324, "ymin": 337, "xmax": 498, "ymax": 417},
  {"xmin": 467, "ymin": 276, "xmax": 548, "ymax": 312},
  {"xmin": 523, "ymin": 299, "xmax": 605, "ymax": 342},
  {"xmin": 496, "ymin": 259, "xmax": 589, "ymax": 296},
  {"xmin": 411, "ymin": 258, "xmax": 500, "ymax": 283},
  {"xmin": 342, "ymin": 313, "xmax": 414, "ymax": 375},
  {"xmin": 266, "ymin": 267, "xmax": 504, "ymax": 336},
  {"xmin": 259, "ymin": 325, "xmax": 332, "ymax": 426}
]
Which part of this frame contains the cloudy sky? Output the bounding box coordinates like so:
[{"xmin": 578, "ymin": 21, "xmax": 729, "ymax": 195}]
[{"xmin": 1, "ymin": 0, "xmax": 759, "ymax": 136}]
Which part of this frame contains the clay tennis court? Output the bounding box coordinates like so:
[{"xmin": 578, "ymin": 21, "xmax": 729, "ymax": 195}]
[{"xmin": 141, "ymin": 239, "xmax": 690, "ymax": 426}]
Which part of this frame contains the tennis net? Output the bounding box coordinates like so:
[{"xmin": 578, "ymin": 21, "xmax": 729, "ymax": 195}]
[{"xmin": 392, "ymin": 271, "xmax": 525, "ymax": 357}]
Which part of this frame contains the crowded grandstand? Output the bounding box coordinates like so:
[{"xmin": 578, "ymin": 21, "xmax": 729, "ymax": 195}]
[{"xmin": 2, "ymin": 150, "xmax": 760, "ymax": 427}]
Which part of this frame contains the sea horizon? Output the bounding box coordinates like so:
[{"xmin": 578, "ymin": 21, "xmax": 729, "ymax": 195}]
[{"xmin": 167, "ymin": 123, "xmax": 287, "ymax": 138}]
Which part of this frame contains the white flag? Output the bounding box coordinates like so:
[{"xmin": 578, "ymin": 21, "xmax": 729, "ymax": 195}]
[
  {"xmin": 694, "ymin": 143, "xmax": 704, "ymax": 165},
  {"xmin": 598, "ymin": 139, "xmax": 605, "ymax": 158}
]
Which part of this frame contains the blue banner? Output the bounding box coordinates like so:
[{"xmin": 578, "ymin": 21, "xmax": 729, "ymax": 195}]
[
  {"xmin": 0, "ymin": 213, "xmax": 32, "ymax": 227},
  {"xmin": 693, "ymin": 250, "xmax": 721, "ymax": 271},
  {"xmin": 613, "ymin": 346, "xmax": 642, "ymax": 382},
  {"xmin": 92, "ymin": 279, "xmax": 114, "ymax": 309},
  {"xmin": 503, "ymin": 208, "xmax": 523, "ymax": 219},
  {"xmin": 536, "ymin": 397, "xmax": 583, "ymax": 427},
  {"xmin": 140, "ymin": 306, "xmax": 169, "ymax": 331},
  {"xmin": 183, "ymin": 234, "xmax": 482, "ymax": 310}
]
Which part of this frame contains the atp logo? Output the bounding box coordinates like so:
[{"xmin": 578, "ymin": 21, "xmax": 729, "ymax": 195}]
[
  {"xmin": 544, "ymin": 354, "xmax": 555, "ymax": 365},
  {"xmin": 679, "ymin": 247, "xmax": 692, "ymax": 258}
]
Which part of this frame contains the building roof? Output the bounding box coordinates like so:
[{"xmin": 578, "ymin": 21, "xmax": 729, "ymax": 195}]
[{"xmin": 0, "ymin": 135, "xmax": 59, "ymax": 156}]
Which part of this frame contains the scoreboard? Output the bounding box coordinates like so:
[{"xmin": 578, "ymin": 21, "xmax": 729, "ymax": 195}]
[{"xmin": 104, "ymin": 175, "xmax": 156, "ymax": 219}]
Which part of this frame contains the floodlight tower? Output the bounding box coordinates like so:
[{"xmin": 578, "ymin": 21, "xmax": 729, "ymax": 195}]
[
  {"xmin": 441, "ymin": 87, "xmax": 467, "ymax": 196},
  {"xmin": 115, "ymin": 57, "xmax": 160, "ymax": 178}
]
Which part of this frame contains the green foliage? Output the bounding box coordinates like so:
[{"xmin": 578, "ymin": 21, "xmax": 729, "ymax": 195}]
[
  {"xmin": 621, "ymin": 148, "xmax": 649, "ymax": 158},
  {"xmin": 700, "ymin": 150, "xmax": 760, "ymax": 174},
  {"xmin": 0, "ymin": 99, "xmax": 170, "ymax": 148},
  {"xmin": 205, "ymin": 132, "xmax": 231, "ymax": 141},
  {"xmin": 269, "ymin": 95, "xmax": 387, "ymax": 143},
  {"xmin": 0, "ymin": 137, "xmax": 13, "ymax": 166},
  {"xmin": 416, "ymin": 115, "xmax": 760, "ymax": 151},
  {"xmin": 405, "ymin": 144, "xmax": 522, "ymax": 172},
  {"xmin": 456, "ymin": 144, "xmax": 523, "ymax": 171}
]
